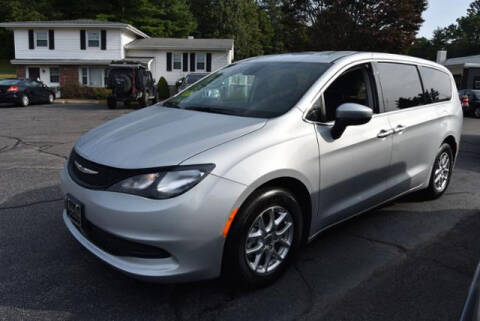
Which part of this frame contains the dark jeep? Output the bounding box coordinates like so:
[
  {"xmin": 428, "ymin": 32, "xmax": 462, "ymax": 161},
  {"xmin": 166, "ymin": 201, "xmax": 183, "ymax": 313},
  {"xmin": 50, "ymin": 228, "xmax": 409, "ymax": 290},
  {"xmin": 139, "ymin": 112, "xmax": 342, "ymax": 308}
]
[{"xmin": 106, "ymin": 60, "xmax": 158, "ymax": 109}]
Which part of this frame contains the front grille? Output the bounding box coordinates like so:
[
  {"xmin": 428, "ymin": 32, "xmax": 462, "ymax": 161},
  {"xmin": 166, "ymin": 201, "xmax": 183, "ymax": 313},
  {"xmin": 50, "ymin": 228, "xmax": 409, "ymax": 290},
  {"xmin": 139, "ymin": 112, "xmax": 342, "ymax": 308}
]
[
  {"xmin": 79, "ymin": 218, "xmax": 171, "ymax": 259},
  {"xmin": 68, "ymin": 149, "xmax": 159, "ymax": 189}
]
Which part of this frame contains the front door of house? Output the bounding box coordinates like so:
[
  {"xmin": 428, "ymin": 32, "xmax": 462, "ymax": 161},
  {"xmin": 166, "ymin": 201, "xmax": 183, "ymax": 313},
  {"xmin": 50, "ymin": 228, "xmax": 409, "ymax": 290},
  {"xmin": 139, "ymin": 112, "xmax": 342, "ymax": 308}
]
[{"xmin": 28, "ymin": 67, "xmax": 40, "ymax": 80}]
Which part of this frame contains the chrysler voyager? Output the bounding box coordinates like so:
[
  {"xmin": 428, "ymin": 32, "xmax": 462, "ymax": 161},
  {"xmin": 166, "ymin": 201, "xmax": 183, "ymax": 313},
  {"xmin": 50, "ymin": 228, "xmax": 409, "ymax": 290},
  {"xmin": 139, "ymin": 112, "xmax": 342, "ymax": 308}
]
[{"xmin": 61, "ymin": 52, "xmax": 462, "ymax": 288}]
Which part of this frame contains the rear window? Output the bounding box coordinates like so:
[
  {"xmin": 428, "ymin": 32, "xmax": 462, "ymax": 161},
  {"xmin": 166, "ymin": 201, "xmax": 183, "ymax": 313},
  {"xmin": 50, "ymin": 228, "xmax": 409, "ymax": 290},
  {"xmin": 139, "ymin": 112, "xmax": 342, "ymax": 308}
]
[
  {"xmin": 377, "ymin": 63, "xmax": 424, "ymax": 111},
  {"xmin": 0, "ymin": 79, "xmax": 23, "ymax": 86},
  {"xmin": 419, "ymin": 66, "xmax": 452, "ymax": 104}
]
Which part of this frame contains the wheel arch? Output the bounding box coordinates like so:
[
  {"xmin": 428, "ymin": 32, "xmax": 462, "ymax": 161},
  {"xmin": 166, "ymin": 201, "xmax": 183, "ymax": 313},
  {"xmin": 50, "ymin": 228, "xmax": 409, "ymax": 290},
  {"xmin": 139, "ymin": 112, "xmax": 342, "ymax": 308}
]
[{"xmin": 232, "ymin": 175, "xmax": 313, "ymax": 245}]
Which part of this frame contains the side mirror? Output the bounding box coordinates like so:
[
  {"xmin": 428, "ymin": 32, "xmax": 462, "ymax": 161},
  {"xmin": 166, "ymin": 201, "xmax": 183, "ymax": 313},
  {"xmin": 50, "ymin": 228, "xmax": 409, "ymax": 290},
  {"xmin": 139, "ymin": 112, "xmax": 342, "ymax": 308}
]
[{"xmin": 331, "ymin": 103, "xmax": 373, "ymax": 139}]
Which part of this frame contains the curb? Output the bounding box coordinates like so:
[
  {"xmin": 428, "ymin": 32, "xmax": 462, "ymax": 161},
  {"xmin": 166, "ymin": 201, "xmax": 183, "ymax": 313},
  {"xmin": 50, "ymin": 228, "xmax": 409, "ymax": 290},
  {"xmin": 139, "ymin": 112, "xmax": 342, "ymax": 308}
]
[{"xmin": 54, "ymin": 99, "xmax": 106, "ymax": 105}]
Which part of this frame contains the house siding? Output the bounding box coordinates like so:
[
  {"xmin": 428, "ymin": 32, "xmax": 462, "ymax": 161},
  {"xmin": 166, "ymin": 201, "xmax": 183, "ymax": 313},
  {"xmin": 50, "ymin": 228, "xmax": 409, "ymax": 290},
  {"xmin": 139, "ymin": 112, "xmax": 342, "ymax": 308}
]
[{"xmin": 14, "ymin": 29, "xmax": 133, "ymax": 60}]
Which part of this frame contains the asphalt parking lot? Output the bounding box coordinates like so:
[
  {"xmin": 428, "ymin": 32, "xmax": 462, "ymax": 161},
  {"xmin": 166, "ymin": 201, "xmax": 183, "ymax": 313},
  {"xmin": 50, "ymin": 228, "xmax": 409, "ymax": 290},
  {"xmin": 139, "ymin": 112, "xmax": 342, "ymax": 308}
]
[{"xmin": 1, "ymin": 103, "xmax": 479, "ymax": 321}]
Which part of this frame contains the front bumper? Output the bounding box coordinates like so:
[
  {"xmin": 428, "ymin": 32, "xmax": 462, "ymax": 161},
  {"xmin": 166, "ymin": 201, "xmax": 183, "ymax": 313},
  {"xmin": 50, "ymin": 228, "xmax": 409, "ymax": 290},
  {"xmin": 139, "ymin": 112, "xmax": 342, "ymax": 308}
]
[{"xmin": 60, "ymin": 166, "xmax": 246, "ymax": 282}]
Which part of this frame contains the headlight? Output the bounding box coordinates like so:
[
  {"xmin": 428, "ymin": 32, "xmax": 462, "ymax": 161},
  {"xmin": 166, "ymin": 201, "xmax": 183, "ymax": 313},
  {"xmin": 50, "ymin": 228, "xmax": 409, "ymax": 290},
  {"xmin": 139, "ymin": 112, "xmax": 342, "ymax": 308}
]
[{"xmin": 108, "ymin": 164, "xmax": 215, "ymax": 199}]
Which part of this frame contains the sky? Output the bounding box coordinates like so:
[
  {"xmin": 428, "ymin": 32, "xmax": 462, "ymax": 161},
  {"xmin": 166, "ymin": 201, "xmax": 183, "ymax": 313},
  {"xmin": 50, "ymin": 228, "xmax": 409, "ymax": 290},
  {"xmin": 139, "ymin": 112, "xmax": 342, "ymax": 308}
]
[{"xmin": 418, "ymin": 0, "xmax": 472, "ymax": 39}]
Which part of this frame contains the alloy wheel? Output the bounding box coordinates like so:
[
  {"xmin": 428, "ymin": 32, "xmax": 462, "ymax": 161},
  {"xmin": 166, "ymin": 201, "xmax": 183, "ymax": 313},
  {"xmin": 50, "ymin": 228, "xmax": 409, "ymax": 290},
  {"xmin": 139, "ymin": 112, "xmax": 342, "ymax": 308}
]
[
  {"xmin": 475, "ymin": 107, "xmax": 480, "ymax": 119},
  {"xmin": 22, "ymin": 96, "xmax": 29, "ymax": 106},
  {"xmin": 434, "ymin": 151, "xmax": 450, "ymax": 192},
  {"xmin": 245, "ymin": 206, "xmax": 294, "ymax": 275}
]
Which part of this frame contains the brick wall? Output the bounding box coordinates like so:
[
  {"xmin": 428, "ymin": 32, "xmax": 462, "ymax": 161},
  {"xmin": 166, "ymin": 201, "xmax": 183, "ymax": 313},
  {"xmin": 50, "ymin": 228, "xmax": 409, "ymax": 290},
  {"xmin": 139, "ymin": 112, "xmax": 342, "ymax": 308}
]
[
  {"xmin": 16, "ymin": 66, "xmax": 26, "ymax": 78},
  {"xmin": 59, "ymin": 66, "xmax": 79, "ymax": 87}
]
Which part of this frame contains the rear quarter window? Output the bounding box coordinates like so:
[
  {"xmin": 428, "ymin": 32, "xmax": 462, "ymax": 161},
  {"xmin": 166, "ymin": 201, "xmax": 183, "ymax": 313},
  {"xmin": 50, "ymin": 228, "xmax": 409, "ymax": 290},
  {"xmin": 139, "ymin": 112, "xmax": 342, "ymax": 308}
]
[
  {"xmin": 377, "ymin": 63, "xmax": 424, "ymax": 112},
  {"xmin": 419, "ymin": 66, "xmax": 452, "ymax": 104}
]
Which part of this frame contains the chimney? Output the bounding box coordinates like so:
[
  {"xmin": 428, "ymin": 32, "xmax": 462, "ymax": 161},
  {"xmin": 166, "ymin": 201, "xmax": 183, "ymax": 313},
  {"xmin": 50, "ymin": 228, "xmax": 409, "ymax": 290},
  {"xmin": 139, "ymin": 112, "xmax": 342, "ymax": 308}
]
[
  {"xmin": 436, "ymin": 50, "xmax": 447, "ymax": 64},
  {"xmin": 187, "ymin": 36, "xmax": 194, "ymax": 40}
]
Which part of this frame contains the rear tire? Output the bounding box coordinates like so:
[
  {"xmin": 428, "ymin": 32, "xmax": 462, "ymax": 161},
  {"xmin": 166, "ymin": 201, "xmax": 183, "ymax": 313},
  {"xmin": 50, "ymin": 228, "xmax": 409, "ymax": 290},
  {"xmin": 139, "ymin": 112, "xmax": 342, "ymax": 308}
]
[
  {"xmin": 223, "ymin": 188, "xmax": 303, "ymax": 289},
  {"xmin": 420, "ymin": 143, "xmax": 454, "ymax": 200},
  {"xmin": 139, "ymin": 91, "xmax": 149, "ymax": 107},
  {"xmin": 107, "ymin": 97, "xmax": 117, "ymax": 109},
  {"xmin": 18, "ymin": 95, "xmax": 29, "ymax": 107}
]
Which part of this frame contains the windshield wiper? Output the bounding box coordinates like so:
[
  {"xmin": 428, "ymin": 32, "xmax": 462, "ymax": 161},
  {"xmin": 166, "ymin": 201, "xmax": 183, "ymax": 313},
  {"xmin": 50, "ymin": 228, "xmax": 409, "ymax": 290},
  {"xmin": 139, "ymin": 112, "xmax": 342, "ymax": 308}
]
[{"xmin": 183, "ymin": 106, "xmax": 241, "ymax": 116}]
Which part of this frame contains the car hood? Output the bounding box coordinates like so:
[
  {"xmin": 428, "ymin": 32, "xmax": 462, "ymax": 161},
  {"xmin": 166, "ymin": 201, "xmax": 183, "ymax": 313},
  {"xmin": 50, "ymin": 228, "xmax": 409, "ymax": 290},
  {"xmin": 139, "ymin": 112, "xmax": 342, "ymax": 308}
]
[{"xmin": 74, "ymin": 106, "xmax": 266, "ymax": 169}]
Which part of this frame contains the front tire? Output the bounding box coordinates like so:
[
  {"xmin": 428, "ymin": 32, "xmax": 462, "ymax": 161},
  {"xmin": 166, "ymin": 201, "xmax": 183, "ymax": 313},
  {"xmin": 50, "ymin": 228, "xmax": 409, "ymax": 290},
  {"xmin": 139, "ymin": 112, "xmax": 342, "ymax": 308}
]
[
  {"xmin": 223, "ymin": 188, "xmax": 303, "ymax": 288},
  {"xmin": 107, "ymin": 97, "xmax": 117, "ymax": 109},
  {"xmin": 47, "ymin": 93, "xmax": 54, "ymax": 104},
  {"xmin": 421, "ymin": 143, "xmax": 454, "ymax": 199},
  {"xmin": 474, "ymin": 106, "xmax": 480, "ymax": 119}
]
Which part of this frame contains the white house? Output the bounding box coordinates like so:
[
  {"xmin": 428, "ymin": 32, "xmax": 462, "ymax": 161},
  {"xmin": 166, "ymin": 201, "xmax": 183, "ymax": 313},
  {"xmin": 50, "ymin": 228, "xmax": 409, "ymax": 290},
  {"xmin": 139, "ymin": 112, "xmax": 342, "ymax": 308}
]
[
  {"xmin": 0, "ymin": 19, "xmax": 234, "ymax": 91},
  {"xmin": 436, "ymin": 50, "xmax": 480, "ymax": 90}
]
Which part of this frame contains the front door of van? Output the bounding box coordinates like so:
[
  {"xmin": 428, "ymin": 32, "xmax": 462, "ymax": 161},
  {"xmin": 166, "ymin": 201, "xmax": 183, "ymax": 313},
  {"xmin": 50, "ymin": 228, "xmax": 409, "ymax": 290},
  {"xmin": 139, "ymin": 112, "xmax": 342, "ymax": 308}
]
[{"xmin": 311, "ymin": 64, "xmax": 394, "ymax": 229}]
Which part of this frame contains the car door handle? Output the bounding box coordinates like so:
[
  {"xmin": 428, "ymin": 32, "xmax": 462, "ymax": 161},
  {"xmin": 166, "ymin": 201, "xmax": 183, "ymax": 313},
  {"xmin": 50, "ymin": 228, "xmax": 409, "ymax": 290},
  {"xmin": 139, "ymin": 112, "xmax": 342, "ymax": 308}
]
[
  {"xmin": 394, "ymin": 125, "xmax": 407, "ymax": 134},
  {"xmin": 377, "ymin": 129, "xmax": 394, "ymax": 138}
]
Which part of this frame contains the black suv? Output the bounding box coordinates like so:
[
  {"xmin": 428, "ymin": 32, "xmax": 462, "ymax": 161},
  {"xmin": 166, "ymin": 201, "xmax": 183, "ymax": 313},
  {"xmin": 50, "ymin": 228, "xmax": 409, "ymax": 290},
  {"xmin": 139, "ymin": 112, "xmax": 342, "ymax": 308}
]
[{"xmin": 106, "ymin": 61, "xmax": 158, "ymax": 109}]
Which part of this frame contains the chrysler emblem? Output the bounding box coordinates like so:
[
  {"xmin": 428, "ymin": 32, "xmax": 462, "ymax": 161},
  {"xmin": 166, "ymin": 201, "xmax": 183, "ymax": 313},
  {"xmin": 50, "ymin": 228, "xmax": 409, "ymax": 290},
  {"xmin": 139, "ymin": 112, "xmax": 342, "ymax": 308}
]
[{"xmin": 74, "ymin": 161, "xmax": 99, "ymax": 175}]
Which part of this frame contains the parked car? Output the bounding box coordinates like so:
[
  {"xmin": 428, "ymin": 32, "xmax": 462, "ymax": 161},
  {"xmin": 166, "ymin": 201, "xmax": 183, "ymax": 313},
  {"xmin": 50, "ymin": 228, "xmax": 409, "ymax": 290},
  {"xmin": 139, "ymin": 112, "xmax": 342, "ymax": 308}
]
[
  {"xmin": 106, "ymin": 60, "xmax": 158, "ymax": 109},
  {"xmin": 458, "ymin": 89, "xmax": 480, "ymax": 118},
  {"xmin": 460, "ymin": 262, "xmax": 480, "ymax": 321},
  {"xmin": 61, "ymin": 52, "xmax": 462, "ymax": 288},
  {"xmin": 0, "ymin": 78, "xmax": 55, "ymax": 107},
  {"xmin": 176, "ymin": 73, "xmax": 209, "ymax": 92}
]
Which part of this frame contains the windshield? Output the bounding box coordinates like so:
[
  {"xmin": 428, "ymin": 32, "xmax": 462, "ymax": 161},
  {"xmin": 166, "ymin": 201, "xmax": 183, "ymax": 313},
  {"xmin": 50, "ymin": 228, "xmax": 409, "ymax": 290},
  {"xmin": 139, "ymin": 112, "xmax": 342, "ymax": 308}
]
[
  {"xmin": 163, "ymin": 61, "xmax": 329, "ymax": 118},
  {"xmin": 0, "ymin": 79, "xmax": 23, "ymax": 86}
]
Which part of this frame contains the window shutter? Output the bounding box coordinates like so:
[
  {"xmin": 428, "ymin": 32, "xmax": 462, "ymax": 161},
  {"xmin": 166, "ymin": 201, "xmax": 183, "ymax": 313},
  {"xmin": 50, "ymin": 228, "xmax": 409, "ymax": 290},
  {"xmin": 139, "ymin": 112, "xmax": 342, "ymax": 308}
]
[
  {"xmin": 48, "ymin": 30, "xmax": 54, "ymax": 50},
  {"xmin": 182, "ymin": 53, "xmax": 188, "ymax": 72},
  {"xmin": 190, "ymin": 53, "xmax": 195, "ymax": 72},
  {"xmin": 206, "ymin": 53, "xmax": 212, "ymax": 72},
  {"xmin": 28, "ymin": 30, "xmax": 34, "ymax": 49},
  {"xmin": 80, "ymin": 30, "xmax": 86, "ymax": 50},
  {"xmin": 101, "ymin": 30, "xmax": 106, "ymax": 50},
  {"xmin": 166, "ymin": 52, "xmax": 172, "ymax": 71}
]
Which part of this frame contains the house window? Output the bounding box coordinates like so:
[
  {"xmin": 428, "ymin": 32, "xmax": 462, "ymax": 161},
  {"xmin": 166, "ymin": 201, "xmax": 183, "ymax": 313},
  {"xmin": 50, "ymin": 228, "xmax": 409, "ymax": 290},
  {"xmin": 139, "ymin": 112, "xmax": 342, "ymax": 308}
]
[
  {"xmin": 80, "ymin": 67, "xmax": 105, "ymax": 87},
  {"xmin": 87, "ymin": 31, "xmax": 100, "ymax": 48},
  {"xmin": 89, "ymin": 68, "xmax": 103, "ymax": 86},
  {"xmin": 196, "ymin": 53, "xmax": 205, "ymax": 70},
  {"xmin": 50, "ymin": 67, "xmax": 59, "ymax": 83},
  {"xmin": 173, "ymin": 53, "xmax": 182, "ymax": 70},
  {"xmin": 36, "ymin": 31, "xmax": 48, "ymax": 47},
  {"xmin": 81, "ymin": 68, "xmax": 88, "ymax": 85}
]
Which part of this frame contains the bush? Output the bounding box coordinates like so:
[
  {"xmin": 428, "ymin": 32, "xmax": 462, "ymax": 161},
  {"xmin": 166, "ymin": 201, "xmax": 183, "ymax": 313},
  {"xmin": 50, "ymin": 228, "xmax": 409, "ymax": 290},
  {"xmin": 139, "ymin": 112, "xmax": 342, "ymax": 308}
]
[
  {"xmin": 157, "ymin": 76, "xmax": 170, "ymax": 100},
  {"xmin": 60, "ymin": 82, "xmax": 111, "ymax": 100}
]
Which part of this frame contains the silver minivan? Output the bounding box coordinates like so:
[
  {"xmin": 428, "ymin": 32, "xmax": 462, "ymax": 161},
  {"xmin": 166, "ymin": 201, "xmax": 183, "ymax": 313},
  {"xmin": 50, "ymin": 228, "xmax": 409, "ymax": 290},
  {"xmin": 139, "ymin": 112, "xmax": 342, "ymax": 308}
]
[{"xmin": 61, "ymin": 52, "xmax": 463, "ymax": 288}]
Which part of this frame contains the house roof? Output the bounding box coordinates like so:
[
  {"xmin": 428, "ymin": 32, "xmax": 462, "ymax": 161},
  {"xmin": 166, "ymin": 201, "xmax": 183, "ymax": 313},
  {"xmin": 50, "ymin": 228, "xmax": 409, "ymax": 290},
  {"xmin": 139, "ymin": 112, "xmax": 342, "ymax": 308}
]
[
  {"xmin": 10, "ymin": 59, "xmax": 112, "ymax": 65},
  {"xmin": 0, "ymin": 19, "xmax": 149, "ymax": 38},
  {"xmin": 125, "ymin": 37, "xmax": 234, "ymax": 51},
  {"xmin": 444, "ymin": 54, "xmax": 480, "ymax": 66}
]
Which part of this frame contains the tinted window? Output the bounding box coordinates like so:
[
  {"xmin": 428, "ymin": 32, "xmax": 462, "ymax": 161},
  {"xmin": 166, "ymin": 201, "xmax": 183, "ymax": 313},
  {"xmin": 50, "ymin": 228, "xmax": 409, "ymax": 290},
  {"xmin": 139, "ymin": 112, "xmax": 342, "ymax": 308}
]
[
  {"xmin": 164, "ymin": 61, "xmax": 329, "ymax": 118},
  {"xmin": 419, "ymin": 66, "xmax": 452, "ymax": 104},
  {"xmin": 377, "ymin": 63, "xmax": 424, "ymax": 111},
  {"xmin": 322, "ymin": 66, "xmax": 373, "ymax": 122},
  {"xmin": 0, "ymin": 79, "xmax": 23, "ymax": 86}
]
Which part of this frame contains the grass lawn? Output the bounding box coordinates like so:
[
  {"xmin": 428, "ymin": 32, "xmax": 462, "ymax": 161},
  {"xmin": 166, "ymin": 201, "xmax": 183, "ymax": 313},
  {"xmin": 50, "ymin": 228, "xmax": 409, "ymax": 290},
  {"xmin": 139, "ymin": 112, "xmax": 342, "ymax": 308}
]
[{"xmin": 0, "ymin": 59, "xmax": 15, "ymax": 79}]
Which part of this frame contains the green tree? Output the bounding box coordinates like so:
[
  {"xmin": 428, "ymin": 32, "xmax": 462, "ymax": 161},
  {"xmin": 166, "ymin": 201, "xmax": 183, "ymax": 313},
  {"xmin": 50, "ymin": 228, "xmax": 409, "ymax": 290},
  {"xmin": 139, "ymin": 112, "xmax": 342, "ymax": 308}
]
[
  {"xmin": 97, "ymin": 0, "xmax": 196, "ymax": 37},
  {"xmin": 307, "ymin": 0, "xmax": 427, "ymax": 53},
  {"xmin": 190, "ymin": 0, "xmax": 265, "ymax": 60}
]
